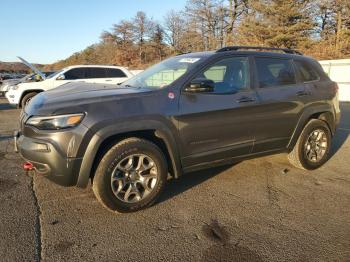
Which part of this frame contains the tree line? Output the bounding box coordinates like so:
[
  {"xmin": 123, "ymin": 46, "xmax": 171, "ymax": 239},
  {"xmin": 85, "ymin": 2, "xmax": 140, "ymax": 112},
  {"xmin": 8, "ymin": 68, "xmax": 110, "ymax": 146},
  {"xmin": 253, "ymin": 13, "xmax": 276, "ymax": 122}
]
[{"xmin": 46, "ymin": 0, "xmax": 350, "ymax": 70}]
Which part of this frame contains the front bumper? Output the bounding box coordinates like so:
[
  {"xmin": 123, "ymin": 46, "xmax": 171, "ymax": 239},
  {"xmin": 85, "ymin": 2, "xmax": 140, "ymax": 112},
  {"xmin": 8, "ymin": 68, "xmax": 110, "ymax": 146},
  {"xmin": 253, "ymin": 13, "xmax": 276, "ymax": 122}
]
[
  {"xmin": 15, "ymin": 131, "xmax": 82, "ymax": 186},
  {"xmin": 5, "ymin": 90, "xmax": 20, "ymax": 105}
]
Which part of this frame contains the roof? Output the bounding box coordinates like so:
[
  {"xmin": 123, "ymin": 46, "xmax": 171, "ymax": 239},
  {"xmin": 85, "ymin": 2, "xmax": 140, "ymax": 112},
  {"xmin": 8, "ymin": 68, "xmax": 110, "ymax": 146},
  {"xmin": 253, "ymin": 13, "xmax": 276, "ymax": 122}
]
[
  {"xmin": 176, "ymin": 46, "xmax": 309, "ymax": 60},
  {"xmin": 63, "ymin": 65, "xmax": 128, "ymax": 70}
]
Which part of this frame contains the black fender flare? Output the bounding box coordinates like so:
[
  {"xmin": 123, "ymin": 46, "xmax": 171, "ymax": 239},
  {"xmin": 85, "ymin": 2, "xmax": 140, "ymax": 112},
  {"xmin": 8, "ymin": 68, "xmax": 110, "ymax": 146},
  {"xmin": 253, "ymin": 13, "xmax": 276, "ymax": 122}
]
[
  {"xmin": 76, "ymin": 118, "xmax": 182, "ymax": 188},
  {"xmin": 19, "ymin": 89, "xmax": 43, "ymax": 107},
  {"xmin": 287, "ymin": 103, "xmax": 335, "ymax": 151}
]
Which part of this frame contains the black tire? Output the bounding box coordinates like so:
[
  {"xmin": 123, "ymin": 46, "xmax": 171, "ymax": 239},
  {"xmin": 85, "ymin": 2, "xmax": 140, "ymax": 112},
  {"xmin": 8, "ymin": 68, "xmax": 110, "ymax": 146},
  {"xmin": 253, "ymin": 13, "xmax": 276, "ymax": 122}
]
[
  {"xmin": 92, "ymin": 137, "xmax": 168, "ymax": 213},
  {"xmin": 288, "ymin": 119, "xmax": 332, "ymax": 170},
  {"xmin": 21, "ymin": 92, "xmax": 37, "ymax": 108}
]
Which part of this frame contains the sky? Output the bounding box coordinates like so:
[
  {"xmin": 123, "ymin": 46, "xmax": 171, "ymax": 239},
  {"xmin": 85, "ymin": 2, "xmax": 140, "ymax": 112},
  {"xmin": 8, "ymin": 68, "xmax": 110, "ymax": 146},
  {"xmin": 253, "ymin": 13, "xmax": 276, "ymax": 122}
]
[{"xmin": 0, "ymin": 0, "xmax": 187, "ymax": 64}]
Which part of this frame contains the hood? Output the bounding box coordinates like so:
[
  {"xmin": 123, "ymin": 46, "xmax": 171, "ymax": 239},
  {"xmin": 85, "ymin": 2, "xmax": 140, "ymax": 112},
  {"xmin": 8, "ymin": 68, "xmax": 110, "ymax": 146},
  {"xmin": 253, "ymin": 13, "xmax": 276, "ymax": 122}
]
[
  {"xmin": 17, "ymin": 79, "xmax": 48, "ymax": 89},
  {"xmin": 0, "ymin": 79, "xmax": 21, "ymax": 91},
  {"xmin": 1, "ymin": 79, "xmax": 20, "ymax": 86},
  {"xmin": 25, "ymin": 82, "xmax": 153, "ymax": 115},
  {"xmin": 17, "ymin": 56, "xmax": 46, "ymax": 80}
]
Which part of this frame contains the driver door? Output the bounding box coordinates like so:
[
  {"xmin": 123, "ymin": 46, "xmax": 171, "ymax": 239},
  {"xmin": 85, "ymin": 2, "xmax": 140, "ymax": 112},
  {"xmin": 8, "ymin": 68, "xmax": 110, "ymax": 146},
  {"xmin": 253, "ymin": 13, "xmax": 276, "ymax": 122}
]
[{"xmin": 177, "ymin": 56, "xmax": 259, "ymax": 168}]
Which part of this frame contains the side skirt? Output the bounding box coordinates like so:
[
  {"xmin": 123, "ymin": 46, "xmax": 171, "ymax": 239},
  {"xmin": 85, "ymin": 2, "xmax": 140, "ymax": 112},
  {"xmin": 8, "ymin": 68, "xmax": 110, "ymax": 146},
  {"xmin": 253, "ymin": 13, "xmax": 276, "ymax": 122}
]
[{"xmin": 183, "ymin": 148, "xmax": 286, "ymax": 173}]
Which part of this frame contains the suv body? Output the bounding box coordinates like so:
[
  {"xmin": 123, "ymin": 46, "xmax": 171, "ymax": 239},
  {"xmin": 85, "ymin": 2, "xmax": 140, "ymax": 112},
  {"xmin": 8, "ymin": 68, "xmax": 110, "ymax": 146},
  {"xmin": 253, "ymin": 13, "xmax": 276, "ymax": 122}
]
[
  {"xmin": 15, "ymin": 47, "xmax": 340, "ymax": 212},
  {"xmin": 0, "ymin": 72, "xmax": 55, "ymax": 95},
  {"xmin": 6, "ymin": 64, "xmax": 135, "ymax": 107}
]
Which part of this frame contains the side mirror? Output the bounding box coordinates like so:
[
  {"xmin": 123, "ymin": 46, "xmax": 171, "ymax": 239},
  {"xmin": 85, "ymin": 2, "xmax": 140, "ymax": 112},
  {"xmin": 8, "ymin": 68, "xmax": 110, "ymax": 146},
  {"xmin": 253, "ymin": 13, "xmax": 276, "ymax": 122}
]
[
  {"xmin": 184, "ymin": 78, "xmax": 215, "ymax": 93},
  {"xmin": 56, "ymin": 74, "xmax": 65, "ymax": 80}
]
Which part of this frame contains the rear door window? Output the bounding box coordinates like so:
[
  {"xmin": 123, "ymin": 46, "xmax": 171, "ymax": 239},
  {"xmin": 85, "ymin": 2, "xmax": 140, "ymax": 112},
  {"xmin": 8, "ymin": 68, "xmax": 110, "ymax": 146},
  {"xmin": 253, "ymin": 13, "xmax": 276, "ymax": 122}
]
[
  {"xmin": 106, "ymin": 68, "xmax": 127, "ymax": 78},
  {"xmin": 255, "ymin": 58, "xmax": 296, "ymax": 88},
  {"xmin": 294, "ymin": 60, "xmax": 319, "ymax": 82},
  {"xmin": 64, "ymin": 68, "xmax": 86, "ymax": 80},
  {"xmin": 87, "ymin": 68, "xmax": 106, "ymax": 78}
]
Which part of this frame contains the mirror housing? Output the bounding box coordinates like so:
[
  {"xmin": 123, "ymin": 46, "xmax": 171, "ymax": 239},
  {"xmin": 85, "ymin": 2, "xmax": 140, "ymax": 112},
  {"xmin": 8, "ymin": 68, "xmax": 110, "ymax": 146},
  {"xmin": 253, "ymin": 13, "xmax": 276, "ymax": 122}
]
[
  {"xmin": 56, "ymin": 74, "xmax": 65, "ymax": 80},
  {"xmin": 184, "ymin": 78, "xmax": 215, "ymax": 93}
]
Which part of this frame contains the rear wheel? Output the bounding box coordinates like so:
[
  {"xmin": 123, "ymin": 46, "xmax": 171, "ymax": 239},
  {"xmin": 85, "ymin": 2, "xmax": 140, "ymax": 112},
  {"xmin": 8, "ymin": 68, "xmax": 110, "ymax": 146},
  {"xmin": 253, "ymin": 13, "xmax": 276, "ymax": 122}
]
[
  {"xmin": 92, "ymin": 138, "xmax": 168, "ymax": 213},
  {"xmin": 288, "ymin": 119, "xmax": 332, "ymax": 170},
  {"xmin": 21, "ymin": 92, "xmax": 38, "ymax": 108}
]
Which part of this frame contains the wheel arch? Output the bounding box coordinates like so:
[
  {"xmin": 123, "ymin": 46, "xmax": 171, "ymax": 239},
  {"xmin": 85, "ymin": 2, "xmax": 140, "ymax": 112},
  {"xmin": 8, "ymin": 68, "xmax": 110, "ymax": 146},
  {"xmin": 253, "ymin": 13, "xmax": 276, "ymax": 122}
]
[
  {"xmin": 76, "ymin": 121, "xmax": 182, "ymax": 188},
  {"xmin": 19, "ymin": 89, "xmax": 43, "ymax": 108},
  {"xmin": 287, "ymin": 104, "xmax": 336, "ymax": 151}
]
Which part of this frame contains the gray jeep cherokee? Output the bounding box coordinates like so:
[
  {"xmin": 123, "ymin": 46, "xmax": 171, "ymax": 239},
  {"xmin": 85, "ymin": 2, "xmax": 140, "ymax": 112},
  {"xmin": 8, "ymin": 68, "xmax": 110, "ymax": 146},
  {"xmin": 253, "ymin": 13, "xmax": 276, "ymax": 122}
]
[{"xmin": 15, "ymin": 46, "xmax": 341, "ymax": 212}]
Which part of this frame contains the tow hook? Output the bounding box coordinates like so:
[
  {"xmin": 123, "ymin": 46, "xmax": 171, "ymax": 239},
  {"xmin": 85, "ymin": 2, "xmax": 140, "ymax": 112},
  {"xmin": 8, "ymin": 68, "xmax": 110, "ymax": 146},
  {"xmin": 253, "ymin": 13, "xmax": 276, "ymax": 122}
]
[{"xmin": 23, "ymin": 162, "xmax": 34, "ymax": 176}]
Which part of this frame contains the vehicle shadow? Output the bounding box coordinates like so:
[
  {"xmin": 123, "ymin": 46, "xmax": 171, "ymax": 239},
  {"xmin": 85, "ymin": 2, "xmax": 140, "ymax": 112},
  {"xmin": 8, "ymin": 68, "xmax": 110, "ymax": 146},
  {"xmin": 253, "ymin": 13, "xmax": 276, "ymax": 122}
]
[
  {"xmin": 157, "ymin": 164, "xmax": 234, "ymax": 205},
  {"xmin": 0, "ymin": 102, "xmax": 15, "ymax": 111},
  {"xmin": 330, "ymin": 129, "xmax": 349, "ymax": 156},
  {"xmin": 330, "ymin": 102, "xmax": 350, "ymax": 156}
]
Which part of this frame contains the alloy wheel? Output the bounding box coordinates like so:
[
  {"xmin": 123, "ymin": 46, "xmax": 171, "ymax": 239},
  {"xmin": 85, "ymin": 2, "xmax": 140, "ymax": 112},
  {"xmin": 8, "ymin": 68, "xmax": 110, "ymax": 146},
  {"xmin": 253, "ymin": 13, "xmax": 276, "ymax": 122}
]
[
  {"xmin": 110, "ymin": 154, "xmax": 158, "ymax": 203},
  {"xmin": 304, "ymin": 129, "xmax": 328, "ymax": 163}
]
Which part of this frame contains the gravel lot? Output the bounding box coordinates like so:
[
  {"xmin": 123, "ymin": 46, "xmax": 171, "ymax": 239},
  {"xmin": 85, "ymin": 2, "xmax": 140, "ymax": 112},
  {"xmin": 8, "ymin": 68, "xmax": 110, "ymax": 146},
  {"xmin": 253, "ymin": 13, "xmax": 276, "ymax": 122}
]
[{"xmin": 0, "ymin": 97, "xmax": 349, "ymax": 262}]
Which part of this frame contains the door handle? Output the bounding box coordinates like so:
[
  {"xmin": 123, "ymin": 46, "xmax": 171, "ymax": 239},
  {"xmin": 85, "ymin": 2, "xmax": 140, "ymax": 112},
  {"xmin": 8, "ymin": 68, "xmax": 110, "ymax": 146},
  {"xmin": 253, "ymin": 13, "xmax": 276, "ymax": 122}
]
[
  {"xmin": 237, "ymin": 96, "xmax": 255, "ymax": 103},
  {"xmin": 105, "ymin": 79, "xmax": 112, "ymax": 82},
  {"xmin": 296, "ymin": 91, "xmax": 310, "ymax": 97}
]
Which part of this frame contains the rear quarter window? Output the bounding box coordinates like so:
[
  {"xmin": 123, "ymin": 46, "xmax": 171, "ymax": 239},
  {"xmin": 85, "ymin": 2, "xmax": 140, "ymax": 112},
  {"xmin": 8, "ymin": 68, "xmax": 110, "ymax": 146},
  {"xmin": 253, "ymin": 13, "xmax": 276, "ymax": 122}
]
[
  {"xmin": 294, "ymin": 60, "xmax": 319, "ymax": 82},
  {"xmin": 106, "ymin": 68, "xmax": 127, "ymax": 78}
]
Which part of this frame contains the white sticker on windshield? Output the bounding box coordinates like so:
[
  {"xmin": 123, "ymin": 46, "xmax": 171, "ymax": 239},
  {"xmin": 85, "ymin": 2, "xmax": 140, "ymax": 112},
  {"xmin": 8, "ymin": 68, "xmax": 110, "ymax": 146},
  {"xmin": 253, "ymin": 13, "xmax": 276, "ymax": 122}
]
[{"xmin": 179, "ymin": 58, "xmax": 200, "ymax": 63}]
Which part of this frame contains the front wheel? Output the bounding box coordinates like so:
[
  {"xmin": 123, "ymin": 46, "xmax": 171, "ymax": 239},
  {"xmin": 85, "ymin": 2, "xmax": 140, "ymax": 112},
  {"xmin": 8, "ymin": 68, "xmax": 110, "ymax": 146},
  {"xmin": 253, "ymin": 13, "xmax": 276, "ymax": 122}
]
[
  {"xmin": 288, "ymin": 119, "xmax": 332, "ymax": 170},
  {"xmin": 92, "ymin": 138, "xmax": 168, "ymax": 213}
]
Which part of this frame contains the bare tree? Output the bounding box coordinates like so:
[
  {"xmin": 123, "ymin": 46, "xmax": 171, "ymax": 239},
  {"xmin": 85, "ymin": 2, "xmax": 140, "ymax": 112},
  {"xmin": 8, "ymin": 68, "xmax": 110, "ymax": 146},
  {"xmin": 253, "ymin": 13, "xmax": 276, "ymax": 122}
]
[
  {"xmin": 133, "ymin": 11, "xmax": 154, "ymax": 64},
  {"xmin": 225, "ymin": 0, "xmax": 249, "ymax": 45},
  {"xmin": 151, "ymin": 23, "xmax": 165, "ymax": 60},
  {"xmin": 100, "ymin": 31, "xmax": 116, "ymax": 44},
  {"xmin": 113, "ymin": 20, "xmax": 135, "ymax": 45},
  {"xmin": 48, "ymin": 2, "xmax": 350, "ymax": 71},
  {"xmin": 164, "ymin": 10, "xmax": 186, "ymax": 52}
]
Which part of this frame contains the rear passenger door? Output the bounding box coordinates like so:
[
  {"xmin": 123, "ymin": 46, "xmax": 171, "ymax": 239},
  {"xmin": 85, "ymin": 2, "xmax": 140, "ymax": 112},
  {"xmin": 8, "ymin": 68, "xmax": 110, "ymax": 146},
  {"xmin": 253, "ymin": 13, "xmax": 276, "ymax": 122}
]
[
  {"xmin": 251, "ymin": 56, "xmax": 307, "ymax": 152},
  {"xmin": 293, "ymin": 59, "xmax": 320, "ymax": 103},
  {"xmin": 85, "ymin": 68, "xmax": 129, "ymax": 84},
  {"xmin": 85, "ymin": 67, "xmax": 107, "ymax": 84}
]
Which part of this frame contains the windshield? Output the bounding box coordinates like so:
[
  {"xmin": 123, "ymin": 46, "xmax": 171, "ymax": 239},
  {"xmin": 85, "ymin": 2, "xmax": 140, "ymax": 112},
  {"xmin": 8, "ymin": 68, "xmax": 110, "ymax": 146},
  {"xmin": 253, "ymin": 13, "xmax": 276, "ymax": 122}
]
[
  {"xmin": 47, "ymin": 69, "xmax": 64, "ymax": 79},
  {"xmin": 123, "ymin": 56, "xmax": 204, "ymax": 89}
]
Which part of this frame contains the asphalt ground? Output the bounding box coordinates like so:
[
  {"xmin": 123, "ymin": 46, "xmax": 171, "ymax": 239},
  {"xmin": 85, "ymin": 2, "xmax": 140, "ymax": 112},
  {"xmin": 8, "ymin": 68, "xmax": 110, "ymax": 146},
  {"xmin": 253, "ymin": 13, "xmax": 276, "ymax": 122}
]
[{"xmin": 0, "ymin": 97, "xmax": 349, "ymax": 262}]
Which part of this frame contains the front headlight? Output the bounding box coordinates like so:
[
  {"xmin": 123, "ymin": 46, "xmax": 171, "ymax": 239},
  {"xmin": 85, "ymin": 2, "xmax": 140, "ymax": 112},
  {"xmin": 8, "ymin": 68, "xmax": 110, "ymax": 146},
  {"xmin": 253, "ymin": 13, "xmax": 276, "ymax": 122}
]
[
  {"xmin": 9, "ymin": 85, "xmax": 19, "ymax": 91},
  {"xmin": 26, "ymin": 113, "xmax": 84, "ymax": 130}
]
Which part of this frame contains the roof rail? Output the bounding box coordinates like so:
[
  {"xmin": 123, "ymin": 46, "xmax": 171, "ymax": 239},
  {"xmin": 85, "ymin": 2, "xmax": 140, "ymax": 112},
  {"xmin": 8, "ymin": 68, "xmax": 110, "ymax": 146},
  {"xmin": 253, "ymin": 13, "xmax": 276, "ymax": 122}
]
[{"xmin": 216, "ymin": 46, "xmax": 303, "ymax": 55}]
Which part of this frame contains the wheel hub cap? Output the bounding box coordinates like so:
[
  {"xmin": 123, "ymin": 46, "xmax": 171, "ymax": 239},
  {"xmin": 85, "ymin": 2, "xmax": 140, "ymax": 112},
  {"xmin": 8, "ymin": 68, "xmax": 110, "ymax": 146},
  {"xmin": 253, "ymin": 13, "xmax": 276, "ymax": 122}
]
[
  {"xmin": 304, "ymin": 129, "xmax": 328, "ymax": 163},
  {"xmin": 110, "ymin": 154, "xmax": 158, "ymax": 203}
]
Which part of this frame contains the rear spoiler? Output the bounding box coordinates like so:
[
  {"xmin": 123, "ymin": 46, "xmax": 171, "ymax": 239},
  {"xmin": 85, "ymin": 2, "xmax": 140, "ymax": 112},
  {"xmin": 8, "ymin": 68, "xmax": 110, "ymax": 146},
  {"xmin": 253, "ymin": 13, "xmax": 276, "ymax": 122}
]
[{"xmin": 17, "ymin": 56, "xmax": 46, "ymax": 80}]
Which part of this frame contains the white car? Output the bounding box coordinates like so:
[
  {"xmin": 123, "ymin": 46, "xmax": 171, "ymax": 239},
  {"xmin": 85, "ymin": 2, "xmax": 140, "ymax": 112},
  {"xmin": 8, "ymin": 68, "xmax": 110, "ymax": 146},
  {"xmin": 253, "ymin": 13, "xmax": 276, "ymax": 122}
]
[
  {"xmin": 6, "ymin": 59, "xmax": 135, "ymax": 107},
  {"xmin": 0, "ymin": 72, "xmax": 55, "ymax": 95}
]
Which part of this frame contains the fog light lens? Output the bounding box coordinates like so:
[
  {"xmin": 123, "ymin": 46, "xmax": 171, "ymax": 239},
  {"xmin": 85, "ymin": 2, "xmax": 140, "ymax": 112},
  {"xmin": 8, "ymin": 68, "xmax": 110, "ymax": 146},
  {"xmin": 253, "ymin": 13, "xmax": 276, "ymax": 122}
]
[{"xmin": 32, "ymin": 142, "xmax": 49, "ymax": 152}]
